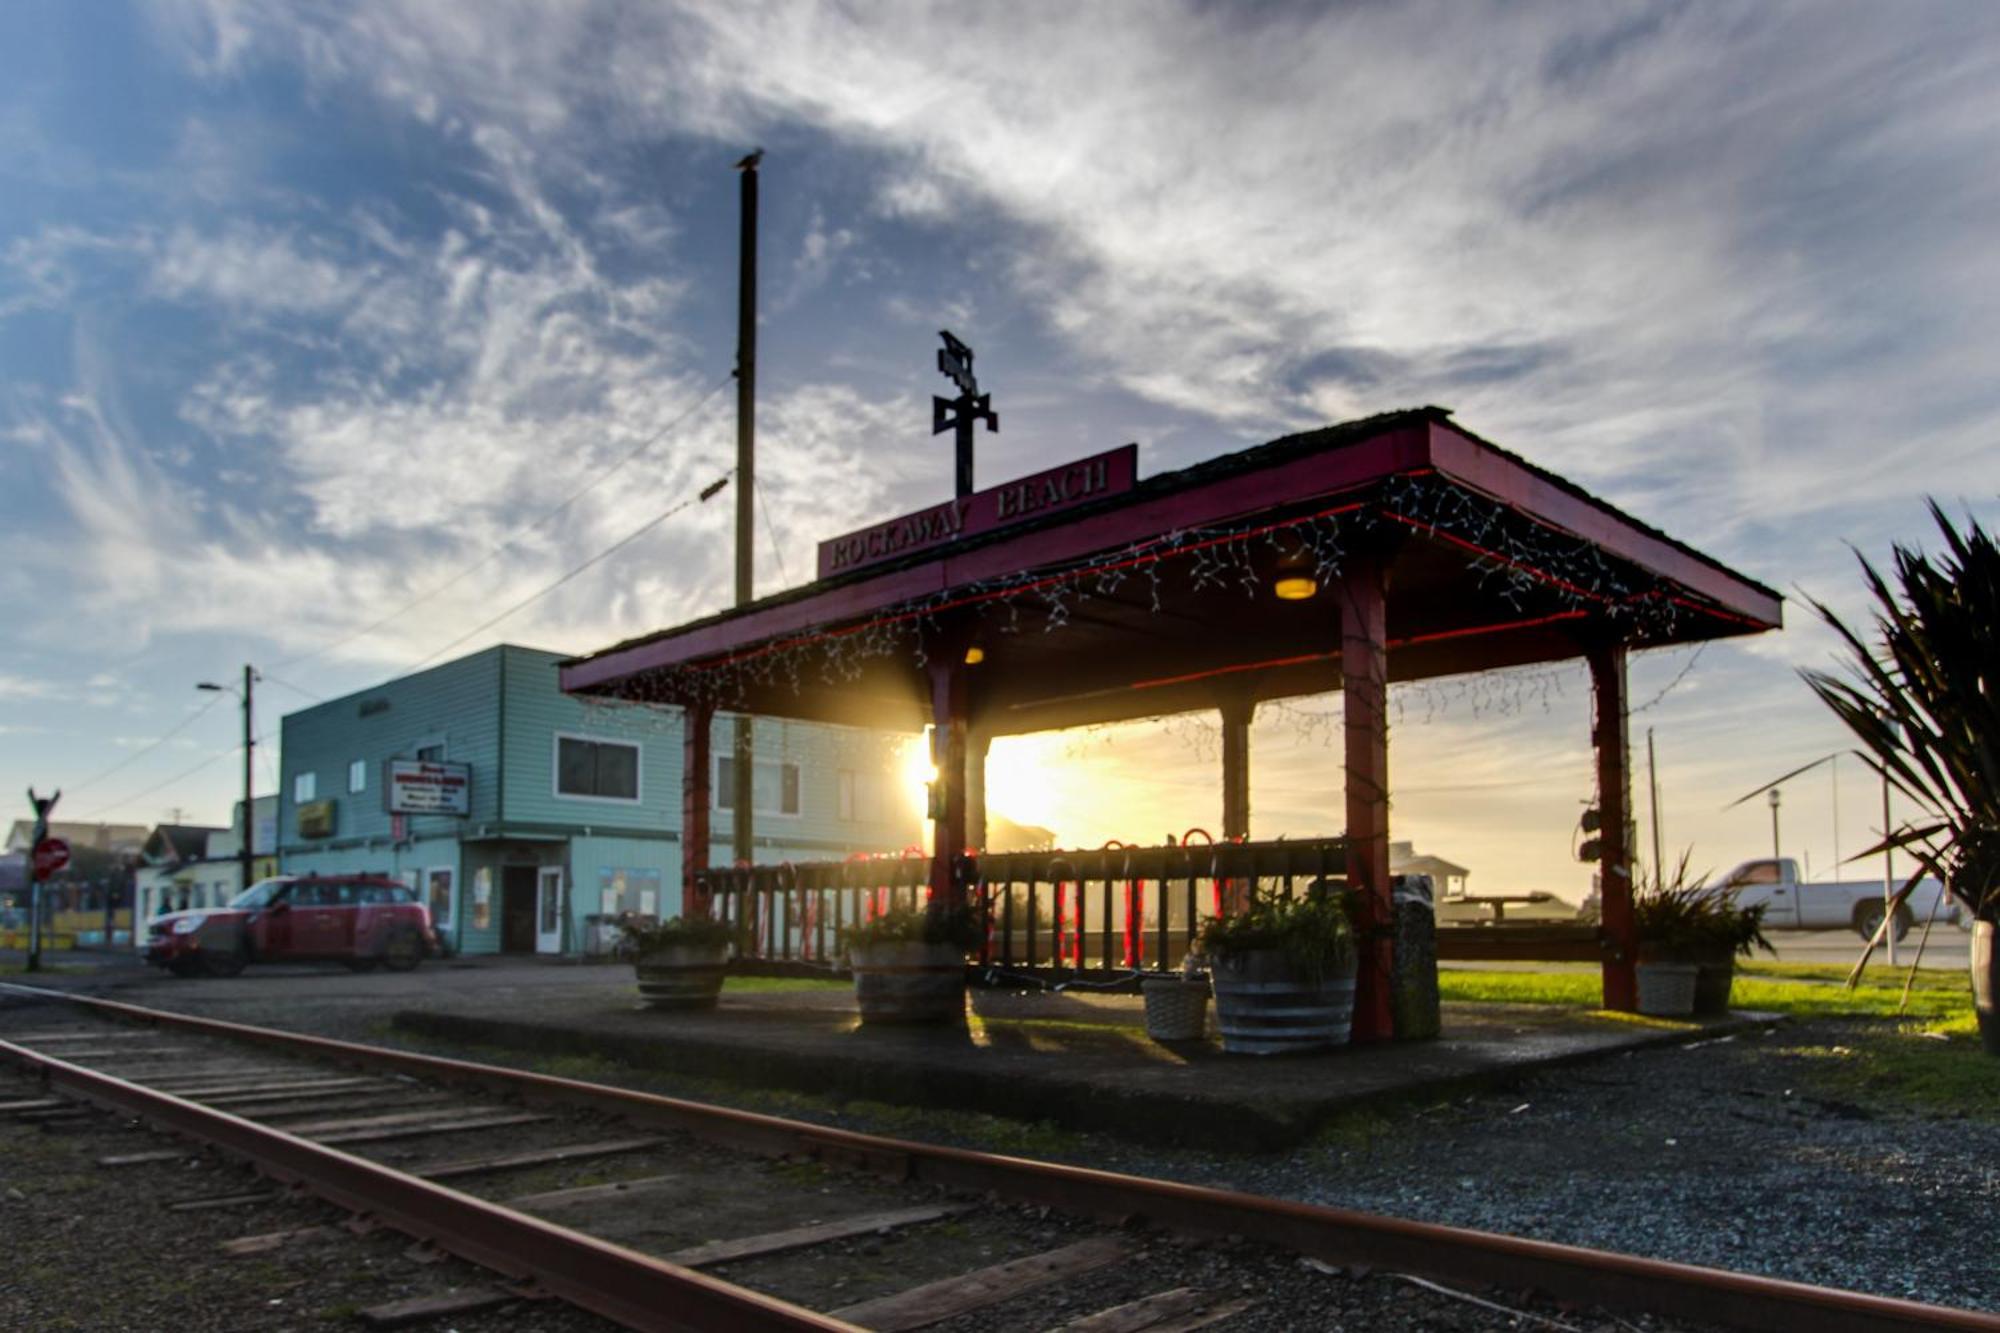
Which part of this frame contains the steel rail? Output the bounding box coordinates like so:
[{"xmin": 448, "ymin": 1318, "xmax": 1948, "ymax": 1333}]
[
  {"xmin": 5, "ymin": 984, "xmax": 1995, "ymax": 1333},
  {"xmin": 0, "ymin": 1029, "xmax": 859, "ymax": 1333}
]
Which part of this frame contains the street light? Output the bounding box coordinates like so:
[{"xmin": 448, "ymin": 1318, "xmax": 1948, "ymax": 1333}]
[
  {"xmin": 198, "ymin": 666, "xmax": 257, "ymax": 897},
  {"xmin": 1768, "ymin": 786, "xmax": 1782, "ymax": 860}
]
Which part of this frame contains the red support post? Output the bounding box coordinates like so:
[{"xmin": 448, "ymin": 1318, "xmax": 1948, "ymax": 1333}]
[
  {"xmin": 1588, "ymin": 638, "xmax": 1638, "ymax": 1011},
  {"xmin": 927, "ymin": 656, "xmax": 970, "ymax": 906},
  {"xmin": 682, "ymin": 700, "xmax": 715, "ymax": 917},
  {"xmin": 1341, "ymin": 553, "xmax": 1395, "ymax": 1043}
]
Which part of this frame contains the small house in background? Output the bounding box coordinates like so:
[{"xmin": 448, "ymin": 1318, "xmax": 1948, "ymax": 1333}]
[
  {"xmin": 276, "ymin": 644, "xmax": 920, "ymax": 958},
  {"xmin": 132, "ymin": 796, "xmax": 279, "ymax": 929},
  {"xmin": 1389, "ymin": 840, "xmax": 1470, "ymax": 898}
]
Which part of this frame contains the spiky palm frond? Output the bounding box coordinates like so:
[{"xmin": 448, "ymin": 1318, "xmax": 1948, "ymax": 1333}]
[{"xmin": 1801, "ymin": 503, "xmax": 2000, "ymax": 921}]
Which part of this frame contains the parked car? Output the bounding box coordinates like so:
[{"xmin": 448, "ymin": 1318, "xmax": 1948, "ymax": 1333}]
[
  {"xmin": 1716, "ymin": 857, "xmax": 1963, "ymax": 941},
  {"xmin": 144, "ymin": 874, "xmax": 440, "ymax": 977}
]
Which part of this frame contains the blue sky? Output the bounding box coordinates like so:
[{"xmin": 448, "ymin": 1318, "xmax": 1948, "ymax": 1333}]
[{"xmin": 3, "ymin": 2, "xmax": 1997, "ymax": 895}]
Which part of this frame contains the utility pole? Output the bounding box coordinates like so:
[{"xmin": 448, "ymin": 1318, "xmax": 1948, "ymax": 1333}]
[
  {"xmin": 1882, "ymin": 771, "xmax": 1898, "ymax": 966},
  {"xmin": 731, "ymin": 150, "xmax": 761, "ymax": 868},
  {"xmin": 1646, "ymin": 727, "xmax": 1664, "ymax": 886},
  {"xmin": 24, "ymin": 787, "xmax": 58, "ymax": 973},
  {"xmin": 197, "ymin": 666, "xmax": 256, "ymax": 895}
]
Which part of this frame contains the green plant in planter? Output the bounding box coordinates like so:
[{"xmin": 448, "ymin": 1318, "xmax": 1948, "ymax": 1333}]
[
  {"xmin": 840, "ymin": 903, "xmax": 981, "ymax": 954},
  {"xmin": 1195, "ymin": 891, "xmax": 1357, "ymax": 984},
  {"xmin": 618, "ymin": 914, "xmax": 737, "ymax": 956},
  {"xmin": 1801, "ymin": 504, "xmax": 2000, "ymax": 929},
  {"xmin": 1632, "ymin": 852, "xmax": 1773, "ymax": 963}
]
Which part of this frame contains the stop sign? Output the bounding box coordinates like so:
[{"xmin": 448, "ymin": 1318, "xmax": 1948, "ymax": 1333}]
[{"xmin": 32, "ymin": 837, "xmax": 70, "ymax": 878}]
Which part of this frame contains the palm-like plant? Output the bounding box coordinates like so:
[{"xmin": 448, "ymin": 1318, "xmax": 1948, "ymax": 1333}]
[{"xmin": 1801, "ymin": 504, "xmax": 2000, "ymax": 925}]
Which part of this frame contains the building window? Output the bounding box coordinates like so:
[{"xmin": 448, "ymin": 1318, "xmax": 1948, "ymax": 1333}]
[
  {"xmin": 836, "ymin": 770, "xmax": 884, "ymax": 822},
  {"xmin": 348, "ymin": 760, "xmax": 367, "ymax": 794},
  {"xmin": 294, "ymin": 771, "xmax": 316, "ymax": 803},
  {"xmin": 426, "ymin": 867, "xmax": 454, "ymax": 932},
  {"xmin": 555, "ymin": 734, "xmax": 641, "ymax": 801},
  {"xmin": 716, "ymin": 758, "xmax": 802, "ymax": 815},
  {"xmin": 416, "ymin": 742, "xmax": 445, "ymax": 762}
]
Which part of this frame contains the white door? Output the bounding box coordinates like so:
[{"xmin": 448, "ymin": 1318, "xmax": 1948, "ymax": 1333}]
[{"xmin": 535, "ymin": 867, "xmax": 565, "ymax": 954}]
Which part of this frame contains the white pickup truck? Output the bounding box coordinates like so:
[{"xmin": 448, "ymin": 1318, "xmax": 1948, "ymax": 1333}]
[{"xmin": 1718, "ymin": 858, "xmax": 1963, "ymax": 941}]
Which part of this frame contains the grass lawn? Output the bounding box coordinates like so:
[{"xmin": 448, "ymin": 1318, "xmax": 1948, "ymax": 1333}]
[
  {"xmin": 1439, "ymin": 961, "xmax": 1998, "ymax": 1118},
  {"xmin": 722, "ymin": 974, "xmax": 850, "ymax": 994}
]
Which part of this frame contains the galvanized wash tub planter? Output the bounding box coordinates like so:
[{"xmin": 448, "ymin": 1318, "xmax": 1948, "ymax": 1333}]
[
  {"xmin": 1972, "ymin": 921, "xmax": 2000, "ymax": 1056},
  {"xmin": 1209, "ymin": 948, "xmax": 1357, "ymax": 1055},
  {"xmin": 850, "ymin": 941, "xmax": 967, "ymax": 1025},
  {"xmin": 1691, "ymin": 947, "xmax": 1737, "ymax": 1016},
  {"xmin": 1141, "ymin": 975, "xmax": 1211, "ymax": 1042},
  {"xmin": 633, "ymin": 943, "xmax": 730, "ymax": 1011}
]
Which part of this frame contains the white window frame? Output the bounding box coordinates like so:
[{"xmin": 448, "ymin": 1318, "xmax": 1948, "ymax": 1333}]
[
  {"xmin": 348, "ymin": 759, "xmax": 367, "ymax": 794},
  {"xmin": 714, "ymin": 756, "xmax": 803, "ymax": 817},
  {"xmin": 412, "ymin": 737, "xmax": 447, "ymax": 763},
  {"xmin": 293, "ymin": 771, "xmax": 317, "ymax": 803},
  {"xmin": 552, "ymin": 730, "xmax": 643, "ymax": 805}
]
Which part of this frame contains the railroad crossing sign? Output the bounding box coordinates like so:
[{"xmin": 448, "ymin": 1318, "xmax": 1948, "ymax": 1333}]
[
  {"xmin": 932, "ymin": 330, "xmax": 998, "ymax": 499},
  {"xmin": 32, "ymin": 837, "xmax": 70, "ymax": 878}
]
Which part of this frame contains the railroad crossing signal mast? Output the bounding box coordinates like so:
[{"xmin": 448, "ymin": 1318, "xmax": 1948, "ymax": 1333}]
[
  {"xmin": 932, "ymin": 331, "xmax": 998, "ymax": 499},
  {"xmin": 24, "ymin": 787, "xmax": 58, "ymax": 973}
]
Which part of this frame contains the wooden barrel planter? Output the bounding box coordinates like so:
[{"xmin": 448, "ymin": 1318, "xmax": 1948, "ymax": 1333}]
[
  {"xmin": 850, "ymin": 941, "xmax": 967, "ymax": 1024},
  {"xmin": 634, "ymin": 943, "xmax": 730, "ymax": 1011},
  {"xmin": 1210, "ymin": 949, "xmax": 1357, "ymax": 1055}
]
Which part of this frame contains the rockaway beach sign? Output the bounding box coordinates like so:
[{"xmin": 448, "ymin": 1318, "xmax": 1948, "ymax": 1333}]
[{"xmin": 816, "ymin": 443, "xmax": 1138, "ymax": 579}]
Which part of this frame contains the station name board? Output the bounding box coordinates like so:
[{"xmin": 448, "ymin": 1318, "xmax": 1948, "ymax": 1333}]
[
  {"xmin": 384, "ymin": 760, "xmax": 472, "ymax": 817},
  {"xmin": 817, "ymin": 443, "xmax": 1138, "ymax": 579}
]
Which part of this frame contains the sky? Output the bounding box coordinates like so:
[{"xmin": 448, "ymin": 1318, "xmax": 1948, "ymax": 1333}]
[{"xmin": 3, "ymin": 2, "xmax": 1998, "ymax": 899}]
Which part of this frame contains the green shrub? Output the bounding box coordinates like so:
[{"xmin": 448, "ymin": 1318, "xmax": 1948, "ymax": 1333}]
[
  {"xmin": 1195, "ymin": 891, "xmax": 1356, "ymax": 984},
  {"xmin": 618, "ymin": 914, "xmax": 736, "ymax": 955},
  {"xmin": 842, "ymin": 903, "xmax": 980, "ymax": 953},
  {"xmin": 1633, "ymin": 851, "xmax": 1772, "ymax": 961}
]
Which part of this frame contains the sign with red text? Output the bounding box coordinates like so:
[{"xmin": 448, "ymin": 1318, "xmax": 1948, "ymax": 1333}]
[
  {"xmin": 384, "ymin": 760, "xmax": 472, "ymax": 816},
  {"xmin": 817, "ymin": 443, "xmax": 1138, "ymax": 579}
]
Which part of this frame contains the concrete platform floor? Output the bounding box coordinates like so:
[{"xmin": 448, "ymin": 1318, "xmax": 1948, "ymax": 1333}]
[{"xmin": 394, "ymin": 978, "xmax": 1777, "ymax": 1151}]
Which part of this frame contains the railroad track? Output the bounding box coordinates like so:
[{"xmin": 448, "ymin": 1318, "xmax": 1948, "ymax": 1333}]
[{"xmin": 1, "ymin": 984, "xmax": 1991, "ymax": 1333}]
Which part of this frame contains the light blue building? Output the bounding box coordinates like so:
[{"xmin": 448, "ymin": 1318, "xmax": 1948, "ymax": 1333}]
[{"xmin": 277, "ymin": 645, "xmax": 919, "ymax": 957}]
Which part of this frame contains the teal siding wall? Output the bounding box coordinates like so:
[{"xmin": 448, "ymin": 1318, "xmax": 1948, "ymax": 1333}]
[
  {"xmin": 499, "ymin": 648, "xmax": 681, "ymax": 835},
  {"xmin": 278, "ymin": 648, "xmax": 503, "ymax": 855},
  {"xmin": 274, "ymin": 642, "xmax": 921, "ymax": 957},
  {"xmin": 567, "ymin": 832, "xmax": 680, "ymax": 951}
]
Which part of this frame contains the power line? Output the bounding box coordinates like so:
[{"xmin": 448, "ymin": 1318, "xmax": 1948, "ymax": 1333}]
[
  {"xmin": 61, "ymin": 692, "xmax": 227, "ymax": 796},
  {"xmin": 757, "ymin": 473, "xmax": 792, "ymax": 587},
  {"xmin": 259, "ymin": 673, "xmax": 323, "ymax": 703},
  {"xmin": 405, "ymin": 469, "xmax": 734, "ymax": 672},
  {"xmin": 268, "ymin": 374, "xmax": 733, "ymax": 671},
  {"xmin": 71, "ymin": 729, "xmax": 276, "ymax": 823}
]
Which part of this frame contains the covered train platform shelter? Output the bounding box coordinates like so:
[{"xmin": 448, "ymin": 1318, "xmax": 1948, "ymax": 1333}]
[{"xmin": 560, "ymin": 406, "xmax": 1780, "ymax": 1041}]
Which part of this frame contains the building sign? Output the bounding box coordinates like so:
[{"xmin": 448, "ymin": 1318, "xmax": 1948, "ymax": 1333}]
[
  {"xmin": 384, "ymin": 760, "xmax": 472, "ymax": 816},
  {"xmin": 816, "ymin": 443, "xmax": 1138, "ymax": 579},
  {"xmin": 296, "ymin": 800, "xmax": 336, "ymax": 839}
]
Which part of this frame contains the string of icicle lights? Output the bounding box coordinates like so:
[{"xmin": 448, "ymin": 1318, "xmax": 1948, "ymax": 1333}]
[{"xmin": 596, "ymin": 474, "xmax": 1747, "ymax": 715}]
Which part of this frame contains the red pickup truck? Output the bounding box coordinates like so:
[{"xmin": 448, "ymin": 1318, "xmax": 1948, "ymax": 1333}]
[{"xmin": 145, "ymin": 874, "xmax": 440, "ymax": 977}]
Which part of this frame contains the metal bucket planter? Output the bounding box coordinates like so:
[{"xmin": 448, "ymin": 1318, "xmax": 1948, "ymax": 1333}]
[
  {"xmin": 1692, "ymin": 949, "xmax": 1736, "ymax": 1016},
  {"xmin": 1972, "ymin": 921, "xmax": 2000, "ymax": 1057},
  {"xmin": 851, "ymin": 941, "xmax": 967, "ymax": 1025},
  {"xmin": 1141, "ymin": 976, "xmax": 1210, "ymax": 1042},
  {"xmin": 634, "ymin": 943, "xmax": 730, "ymax": 1011},
  {"xmin": 1636, "ymin": 961, "xmax": 1700, "ymax": 1017},
  {"xmin": 1210, "ymin": 949, "xmax": 1357, "ymax": 1055}
]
